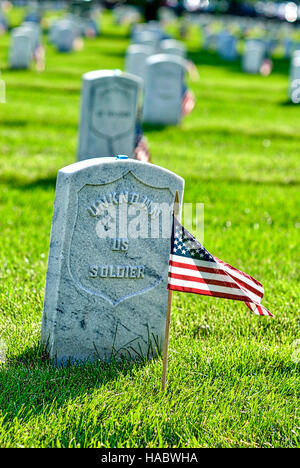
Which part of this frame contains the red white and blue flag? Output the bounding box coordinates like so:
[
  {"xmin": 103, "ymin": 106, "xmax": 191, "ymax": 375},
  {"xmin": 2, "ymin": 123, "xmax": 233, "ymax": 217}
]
[{"xmin": 168, "ymin": 218, "xmax": 273, "ymax": 317}]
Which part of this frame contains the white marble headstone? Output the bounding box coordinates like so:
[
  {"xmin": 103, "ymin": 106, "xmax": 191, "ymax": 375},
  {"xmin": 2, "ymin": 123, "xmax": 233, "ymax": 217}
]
[
  {"xmin": 242, "ymin": 39, "xmax": 266, "ymax": 74},
  {"xmin": 289, "ymin": 51, "xmax": 300, "ymax": 103},
  {"xmin": 142, "ymin": 54, "xmax": 186, "ymax": 125},
  {"xmin": 41, "ymin": 157, "xmax": 184, "ymax": 364},
  {"xmin": 125, "ymin": 44, "xmax": 154, "ymax": 81},
  {"xmin": 54, "ymin": 21, "xmax": 75, "ymax": 52},
  {"xmin": 160, "ymin": 39, "xmax": 186, "ymax": 58},
  {"xmin": 9, "ymin": 30, "xmax": 33, "ymax": 69},
  {"xmin": 77, "ymin": 70, "xmax": 142, "ymax": 161},
  {"xmin": 217, "ymin": 32, "xmax": 237, "ymax": 61}
]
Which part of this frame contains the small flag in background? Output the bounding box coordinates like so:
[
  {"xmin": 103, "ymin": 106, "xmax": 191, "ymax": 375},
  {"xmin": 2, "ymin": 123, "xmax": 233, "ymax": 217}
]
[
  {"xmin": 134, "ymin": 134, "xmax": 151, "ymax": 163},
  {"xmin": 168, "ymin": 218, "xmax": 273, "ymax": 317},
  {"xmin": 134, "ymin": 121, "xmax": 151, "ymax": 163},
  {"xmin": 181, "ymin": 89, "xmax": 196, "ymax": 117}
]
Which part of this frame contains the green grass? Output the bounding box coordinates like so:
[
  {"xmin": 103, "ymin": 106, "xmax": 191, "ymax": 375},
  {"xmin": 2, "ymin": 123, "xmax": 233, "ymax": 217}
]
[{"xmin": 0, "ymin": 10, "xmax": 299, "ymax": 448}]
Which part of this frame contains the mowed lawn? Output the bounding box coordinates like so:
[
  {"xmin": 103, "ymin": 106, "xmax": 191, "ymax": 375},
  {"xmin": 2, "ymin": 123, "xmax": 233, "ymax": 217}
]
[{"xmin": 0, "ymin": 10, "xmax": 299, "ymax": 448}]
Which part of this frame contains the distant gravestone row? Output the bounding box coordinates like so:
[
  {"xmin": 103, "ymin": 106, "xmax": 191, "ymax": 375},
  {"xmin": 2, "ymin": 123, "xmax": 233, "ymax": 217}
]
[
  {"xmin": 124, "ymin": 25, "xmax": 191, "ymax": 125},
  {"xmin": 199, "ymin": 14, "xmax": 300, "ymax": 102},
  {"xmin": 242, "ymin": 39, "xmax": 267, "ymax": 74},
  {"xmin": 143, "ymin": 54, "xmax": 187, "ymax": 125}
]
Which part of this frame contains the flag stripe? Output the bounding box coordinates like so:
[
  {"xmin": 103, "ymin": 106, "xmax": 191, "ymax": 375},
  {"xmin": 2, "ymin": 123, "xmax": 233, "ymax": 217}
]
[
  {"xmin": 169, "ymin": 259, "xmax": 264, "ymax": 299},
  {"xmin": 216, "ymin": 257, "xmax": 264, "ymax": 289},
  {"xmin": 168, "ymin": 276, "xmax": 251, "ymax": 300}
]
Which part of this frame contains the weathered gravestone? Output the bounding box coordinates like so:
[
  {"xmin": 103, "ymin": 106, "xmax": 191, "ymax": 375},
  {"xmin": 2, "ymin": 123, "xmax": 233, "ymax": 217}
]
[
  {"xmin": 9, "ymin": 29, "xmax": 33, "ymax": 69},
  {"xmin": 289, "ymin": 50, "xmax": 300, "ymax": 103},
  {"xmin": 77, "ymin": 70, "xmax": 142, "ymax": 161},
  {"xmin": 160, "ymin": 39, "xmax": 186, "ymax": 58},
  {"xmin": 125, "ymin": 44, "xmax": 154, "ymax": 81},
  {"xmin": 142, "ymin": 54, "xmax": 186, "ymax": 125},
  {"xmin": 41, "ymin": 157, "xmax": 184, "ymax": 364},
  {"xmin": 217, "ymin": 31, "xmax": 237, "ymax": 61},
  {"xmin": 242, "ymin": 39, "xmax": 267, "ymax": 74}
]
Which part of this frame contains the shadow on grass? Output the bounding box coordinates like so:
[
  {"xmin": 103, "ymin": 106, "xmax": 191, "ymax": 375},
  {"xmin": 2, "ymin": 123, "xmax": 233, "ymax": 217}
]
[
  {"xmin": 142, "ymin": 123, "xmax": 169, "ymax": 133},
  {"xmin": 187, "ymin": 174, "xmax": 300, "ymax": 187},
  {"xmin": 188, "ymin": 48, "xmax": 290, "ymax": 77},
  {"xmin": 0, "ymin": 174, "xmax": 58, "ymax": 190},
  {"xmin": 279, "ymin": 99, "xmax": 299, "ymax": 107},
  {"xmin": 0, "ymin": 343, "xmax": 151, "ymax": 422}
]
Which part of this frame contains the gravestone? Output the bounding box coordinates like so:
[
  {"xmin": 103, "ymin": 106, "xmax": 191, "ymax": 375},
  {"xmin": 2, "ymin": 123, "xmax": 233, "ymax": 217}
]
[
  {"xmin": 160, "ymin": 39, "xmax": 186, "ymax": 58},
  {"xmin": 132, "ymin": 30, "xmax": 160, "ymax": 50},
  {"xmin": 217, "ymin": 31, "xmax": 237, "ymax": 60},
  {"xmin": 242, "ymin": 39, "xmax": 267, "ymax": 74},
  {"xmin": 125, "ymin": 44, "xmax": 154, "ymax": 81},
  {"xmin": 0, "ymin": 13, "xmax": 8, "ymax": 33},
  {"xmin": 289, "ymin": 50, "xmax": 300, "ymax": 103},
  {"xmin": 54, "ymin": 20, "xmax": 75, "ymax": 52},
  {"xmin": 20, "ymin": 22, "xmax": 41, "ymax": 54},
  {"xmin": 77, "ymin": 70, "xmax": 142, "ymax": 161},
  {"xmin": 142, "ymin": 54, "xmax": 186, "ymax": 125},
  {"xmin": 41, "ymin": 157, "xmax": 184, "ymax": 364},
  {"xmin": 9, "ymin": 30, "xmax": 33, "ymax": 69}
]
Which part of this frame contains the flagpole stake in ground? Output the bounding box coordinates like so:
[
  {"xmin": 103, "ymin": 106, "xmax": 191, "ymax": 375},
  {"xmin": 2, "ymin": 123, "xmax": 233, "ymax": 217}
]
[
  {"xmin": 161, "ymin": 191, "xmax": 181, "ymax": 392},
  {"xmin": 161, "ymin": 289, "xmax": 173, "ymax": 392}
]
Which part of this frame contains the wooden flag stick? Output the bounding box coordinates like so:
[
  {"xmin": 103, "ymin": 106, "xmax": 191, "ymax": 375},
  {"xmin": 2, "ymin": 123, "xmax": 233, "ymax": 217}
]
[
  {"xmin": 161, "ymin": 289, "xmax": 173, "ymax": 392},
  {"xmin": 161, "ymin": 191, "xmax": 180, "ymax": 392}
]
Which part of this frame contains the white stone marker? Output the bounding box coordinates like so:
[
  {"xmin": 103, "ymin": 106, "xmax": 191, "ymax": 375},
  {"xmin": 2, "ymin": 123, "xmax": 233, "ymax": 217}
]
[
  {"xmin": 242, "ymin": 39, "xmax": 266, "ymax": 74},
  {"xmin": 132, "ymin": 30, "xmax": 160, "ymax": 50},
  {"xmin": 124, "ymin": 44, "xmax": 154, "ymax": 81},
  {"xmin": 54, "ymin": 21, "xmax": 75, "ymax": 52},
  {"xmin": 217, "ymin": 32, "xmax": 237, "ymax": 61},
  {"xmin": 160, "ymin": 39, "xmax": 186, "ymax": 58},
  {"xmin": 41, "ymin": 157, "xmax": 184, "ymax": 364},
  {"xmin": 142, "ymin": 54, "xmax": 186, "ymax": 125},
  {"xmin": 289, "ymin": 50, "xmax": 300, "ymax": 103},
  {"xmin": 21, "ymin": 21, "xmax": 41, "ymax": 53},
  {"xmin": 9, "ymin": 30, "xmax": 33, "ymax": 69},
  {"xmin": 77, "ymin": 70, "xmax": 142, "ymax": 161}
]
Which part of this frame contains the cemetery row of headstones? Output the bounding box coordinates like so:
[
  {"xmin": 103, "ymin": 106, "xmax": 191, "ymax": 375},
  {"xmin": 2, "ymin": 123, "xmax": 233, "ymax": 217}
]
[
  {"xmin": 6, "ymin": 5, "xmax": 101, "ymax": 69},
  {"xmin": 193, "ymin": 13, "xmax": 300, "ymax": 102},
  {"xmin": 0, "ymin": 7, "xmax": 279, "ymax": 364}
]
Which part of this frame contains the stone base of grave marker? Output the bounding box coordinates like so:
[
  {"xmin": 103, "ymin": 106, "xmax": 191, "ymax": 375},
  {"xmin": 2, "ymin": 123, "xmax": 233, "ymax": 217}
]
[{"xmin": 41, "ymin": 157, "xmax": 184, "ymax": 365}]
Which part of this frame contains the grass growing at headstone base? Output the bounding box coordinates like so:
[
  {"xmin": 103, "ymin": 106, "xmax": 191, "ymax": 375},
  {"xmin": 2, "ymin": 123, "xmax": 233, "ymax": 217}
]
[{"xmin": 0, "ymin": 10, "xmax": 299, "ymax": 448}]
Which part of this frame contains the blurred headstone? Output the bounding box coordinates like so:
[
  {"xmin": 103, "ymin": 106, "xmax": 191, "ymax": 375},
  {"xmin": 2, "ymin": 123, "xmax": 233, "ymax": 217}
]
[
  {"xmin": 242, "ymin": 39, "xmax": 267, "ymax": 74},
  {"xmin": 160, "ymin": 39, "xmax": 186, "ymax": 58},
  {"xmin": 143, "ymin": 54, "xmax": 187, "ymax": 125},
  {"xmin": 289, "ymin": 50, "xmax": 300, "ymax": 103},
  {"xmin": 77, "ymin": 70, "xmax": 142, "ymax": 161},
  {"xmin": 217, "ymin": 31, "xmax": 238, "ymax": 61},
  {"xmin": 125, "ymin": 44, "xmax": 154, "ymax": 81}
]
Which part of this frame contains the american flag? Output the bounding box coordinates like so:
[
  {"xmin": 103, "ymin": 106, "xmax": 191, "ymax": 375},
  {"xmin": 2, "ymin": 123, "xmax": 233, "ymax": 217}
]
[
  {"xmin": 134, "ymin": 134, "xmax": 151, "ymax": 163},
  {"xmin": 133, "ymin": 121, "xmax": 151, "ymax": 163},
  {"xmin": 168, "ymin": 218, "xmax": 273, "ymax": 317},
  {"xmin": 181, "ymin": 89, "xmax": 196, "ymax": 117}
]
